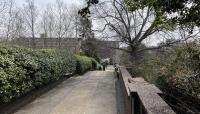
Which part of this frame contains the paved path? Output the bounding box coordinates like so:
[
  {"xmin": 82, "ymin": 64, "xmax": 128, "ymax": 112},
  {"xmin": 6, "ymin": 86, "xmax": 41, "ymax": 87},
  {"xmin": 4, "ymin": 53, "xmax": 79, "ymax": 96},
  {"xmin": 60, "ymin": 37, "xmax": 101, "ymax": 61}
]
[{"xmin": 15, "ymin": 66, "xmax": 118, "ymax": 114}]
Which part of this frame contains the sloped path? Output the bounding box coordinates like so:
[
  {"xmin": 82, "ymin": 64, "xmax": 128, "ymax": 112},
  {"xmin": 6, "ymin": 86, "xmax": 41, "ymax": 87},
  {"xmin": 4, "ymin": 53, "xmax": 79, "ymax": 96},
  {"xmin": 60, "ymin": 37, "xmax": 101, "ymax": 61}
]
[{"xmin": 15, "ymin": 66, "xmax": 118, "ymax": 114}]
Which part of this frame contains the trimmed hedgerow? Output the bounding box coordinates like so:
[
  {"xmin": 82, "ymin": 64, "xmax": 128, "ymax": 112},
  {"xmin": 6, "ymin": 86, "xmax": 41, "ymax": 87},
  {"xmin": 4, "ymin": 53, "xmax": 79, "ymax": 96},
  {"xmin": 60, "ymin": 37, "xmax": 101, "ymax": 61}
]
[
  {"xmin": 0, "ymin": 44, "xmax": 76, "ymax": 103},
  {"xmin": 75, "ymin": 55, "xmax": 101, "ymax": 74},
  {"xmin": 0, "ymin": 44, "xmax": 101, "ymax": 103},
  {"xmin": 91, "ymin": 58, "xmax": 102, "ymax": 70},
  {"xmin": 75, "ymin": 55, "xmax": 92, "ymax": 74}
]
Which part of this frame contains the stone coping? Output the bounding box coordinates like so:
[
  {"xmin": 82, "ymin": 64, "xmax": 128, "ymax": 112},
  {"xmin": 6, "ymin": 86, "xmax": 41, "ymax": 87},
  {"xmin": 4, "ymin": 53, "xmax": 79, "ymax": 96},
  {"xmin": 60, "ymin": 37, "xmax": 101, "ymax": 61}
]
[{"xmin": 118, "ymin": 66, "xmax": 176, "ymax": 114}]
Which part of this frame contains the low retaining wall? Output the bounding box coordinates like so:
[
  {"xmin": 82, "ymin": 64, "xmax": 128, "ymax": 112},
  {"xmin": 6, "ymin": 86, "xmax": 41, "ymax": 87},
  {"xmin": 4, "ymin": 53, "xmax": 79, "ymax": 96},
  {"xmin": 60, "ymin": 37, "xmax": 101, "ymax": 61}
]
[{"xmin": 116, "ymin": 66, "xmax": 176, "ymax": 114}]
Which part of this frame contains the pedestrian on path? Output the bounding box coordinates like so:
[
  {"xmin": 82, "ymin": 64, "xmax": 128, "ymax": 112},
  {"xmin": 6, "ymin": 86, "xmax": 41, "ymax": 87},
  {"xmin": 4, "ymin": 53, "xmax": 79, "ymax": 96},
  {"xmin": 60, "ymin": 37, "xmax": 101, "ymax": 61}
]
[{"xmin": 103, "ymin": 62, "xmax": 106, "ymax": 71}]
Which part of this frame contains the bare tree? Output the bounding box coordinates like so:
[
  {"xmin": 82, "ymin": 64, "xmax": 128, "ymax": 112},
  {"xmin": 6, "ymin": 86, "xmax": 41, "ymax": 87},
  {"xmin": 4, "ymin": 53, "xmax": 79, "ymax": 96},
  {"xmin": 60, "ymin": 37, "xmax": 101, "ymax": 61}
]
[
  {"xmin": 40, "ymin": 4, "xmax": 56, "ymax": 48},
  {"xmin": 41, "ymin": 10, "xmax": 48, "ymax": 38},
  {"xmin": 23, "ymin": 0, "xmax": 38, "ymax": 48},
  {"xmin": 0, "ymin": 0, "xmax": 6, "ymax": 14},
  {"xmin": 5, "ymin": 0, "xmax": 14, "ymax": 41},
  {"xmin": 0, "ymin": 0, "xmax": 27, "ymax": 41},
  {"xmin": 0, "ymin": 0, "xmax": 7, "ymax": 40},
  {"xmin": 93, "ymin": 0, "xmax": 188, "ymax": 59},
  {"xmin": 73, "ymin": 8, "xmax": 79, "ymax": 38},
  {"xmin": 79, "ymin": 16, "xmax": 94, "ymax": 39},
  {"xmin": 12, "ymin": 8, "xmax": 26, "ymax": 38},
  {"xmin": 68, "ymin": 5, "xmax": 81, "ymax": 38},
  {"xmin": 68, "ymin": 5, "xmax": 91, "ymax": 38},
  {"xmin": 55, "ymin": 0, "xmax": 72, "ymax": 48},
  {"xmin": 41, "ymin": 4, "xmax": 55, "ymax": 38}
]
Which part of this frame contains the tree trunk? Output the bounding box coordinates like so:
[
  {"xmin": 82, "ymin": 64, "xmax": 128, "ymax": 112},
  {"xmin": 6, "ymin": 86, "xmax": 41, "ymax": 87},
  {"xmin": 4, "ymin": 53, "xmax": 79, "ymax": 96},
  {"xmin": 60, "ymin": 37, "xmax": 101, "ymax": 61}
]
[
  {"xmin": 32, "ymin": 33, "xmax": 36, "ymax": 49},
  {"xmin": 58, "ymin": 37, "xmax": 61, "ymax": 49}
]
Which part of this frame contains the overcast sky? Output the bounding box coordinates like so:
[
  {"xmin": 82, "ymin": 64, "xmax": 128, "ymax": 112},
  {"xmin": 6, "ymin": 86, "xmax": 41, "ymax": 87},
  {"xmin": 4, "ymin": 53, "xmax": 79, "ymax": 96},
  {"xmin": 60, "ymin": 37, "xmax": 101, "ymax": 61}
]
[
  {"xmin": 16, "ymin": 0, "xmax": 85, "ymax": 8},
  {"xmin": 13, "ymin": 0, "xmax": 171, "ymax": 46}
]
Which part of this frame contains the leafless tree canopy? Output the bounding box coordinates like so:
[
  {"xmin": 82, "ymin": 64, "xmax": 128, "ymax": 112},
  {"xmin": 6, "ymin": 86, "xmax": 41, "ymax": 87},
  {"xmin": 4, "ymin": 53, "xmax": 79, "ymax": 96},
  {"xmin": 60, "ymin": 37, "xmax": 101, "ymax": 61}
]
[
  {"xmin": 0, "ymin": 0, "xmax": 6, "ymax": 13},
  {"xmin": 0, "ymin": 0, "xmax": 199, "ymax": 50},
  {"xmin": 0, "ymin": 0, "xmax": 82, "ymax": 45},
  {"xmin": 92, "ymin": 0, "xmax": 200, "ymax": 57}
]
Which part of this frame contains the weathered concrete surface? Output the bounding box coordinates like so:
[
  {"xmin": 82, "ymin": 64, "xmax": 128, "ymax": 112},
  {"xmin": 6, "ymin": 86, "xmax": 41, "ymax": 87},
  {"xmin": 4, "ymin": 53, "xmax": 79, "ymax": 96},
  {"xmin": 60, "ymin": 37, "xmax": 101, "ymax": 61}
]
[
  {"xmin": 15, "ymin": 66, "xmax": 118, "ymax": 114},
  {"xmin": 128, "ymin": 78, "xmax": 176, "ymax": 114},
  {"xmin": 115, "ymin": 79, "xmax": 126, "ymax": 114}
]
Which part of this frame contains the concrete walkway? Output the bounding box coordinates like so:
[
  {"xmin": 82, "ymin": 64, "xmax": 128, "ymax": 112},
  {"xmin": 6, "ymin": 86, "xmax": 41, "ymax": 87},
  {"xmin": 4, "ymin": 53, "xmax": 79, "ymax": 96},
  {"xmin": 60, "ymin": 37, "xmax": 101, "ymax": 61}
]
[{"xmin": 15, "ymin": 66, "xmax": 118, "ymax": 114}]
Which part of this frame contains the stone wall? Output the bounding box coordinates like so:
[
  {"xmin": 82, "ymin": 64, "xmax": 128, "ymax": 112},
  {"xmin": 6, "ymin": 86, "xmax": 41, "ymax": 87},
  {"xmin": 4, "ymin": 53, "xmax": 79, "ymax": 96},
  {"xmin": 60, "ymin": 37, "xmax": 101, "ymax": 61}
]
[
  {"xmin": 12, "ymin": 37, "xmax": 121, "ymax": 62},
  {"xmin": 117, "ymin": 66, "xmax": 176, "ymax": 114},
  {"xmin": 12, "ymin": 37, "xmax": 81, "ymax": 54}
]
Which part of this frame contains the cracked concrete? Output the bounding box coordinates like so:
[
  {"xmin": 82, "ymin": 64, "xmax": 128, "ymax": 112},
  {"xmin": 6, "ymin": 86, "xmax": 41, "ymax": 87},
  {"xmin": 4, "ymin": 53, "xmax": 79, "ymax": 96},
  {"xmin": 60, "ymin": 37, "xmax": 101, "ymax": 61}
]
[{"xmin": 15, "ymin": 66, "xmax": 118, "ymax": 114}]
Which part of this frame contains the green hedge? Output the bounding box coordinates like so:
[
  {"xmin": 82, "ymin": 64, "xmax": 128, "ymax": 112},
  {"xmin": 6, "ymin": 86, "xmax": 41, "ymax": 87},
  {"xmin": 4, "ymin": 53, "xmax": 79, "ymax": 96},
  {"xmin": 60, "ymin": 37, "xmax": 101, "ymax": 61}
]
[
  {"xmin": 91, "ymin": 58, "xmax": 102, "ymax": 69},
  {"xmin": 75, "ymin": 55, "xmax": 101, "ymax": 74},
  {"xmin": 0, "ymin": 44, "xmax": 101, "ymax": 103},
  {"xmin": 0, "ymin": 44, "xmax": 76, "ymax": 103}
]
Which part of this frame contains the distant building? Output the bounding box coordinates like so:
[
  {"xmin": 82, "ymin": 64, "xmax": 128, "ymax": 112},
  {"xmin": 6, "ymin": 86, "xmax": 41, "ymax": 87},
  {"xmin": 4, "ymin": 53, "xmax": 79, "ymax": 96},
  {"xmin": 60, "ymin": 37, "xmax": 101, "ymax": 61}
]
[{"xmin": 12, "ymin": 37, "xmax": 82, "ymax": 54}]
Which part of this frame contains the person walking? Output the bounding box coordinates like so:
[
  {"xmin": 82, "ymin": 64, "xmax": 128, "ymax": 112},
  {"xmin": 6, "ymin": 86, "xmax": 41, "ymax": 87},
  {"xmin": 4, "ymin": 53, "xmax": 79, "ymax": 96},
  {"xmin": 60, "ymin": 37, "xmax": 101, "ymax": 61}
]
[{"xmin": 103, "ymin": 62, "xmax": 106, "ymax": 71}]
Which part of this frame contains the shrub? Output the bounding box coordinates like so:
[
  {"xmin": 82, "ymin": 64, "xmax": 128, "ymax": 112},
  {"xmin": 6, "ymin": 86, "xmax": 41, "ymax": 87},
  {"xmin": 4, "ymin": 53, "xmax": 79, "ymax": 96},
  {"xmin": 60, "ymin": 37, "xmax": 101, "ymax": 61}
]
[
  {"xmin": 155, "ymin": 43, "xmax": 200, "ymax": 114},
  {"xmin": 75, "ymin": 55, "xmax": 92, "ymax": 74},
  {"xmin": 91, "ymin": 58, "xmax": 102, "ymax": 70},
  {"xmin": 0, "ymin": 44, "xmax": 76, "ymax": 103},
  {"xmin": 127, "ymin": 43, "xmax": 200, "ymax": 114},
  {"xmin": 157, "ymin": 43, "xmax": 200, "ymax": 98},
  {"xmin": 75, "ymin": 55, "xmax": 101, "ymax": 74}
]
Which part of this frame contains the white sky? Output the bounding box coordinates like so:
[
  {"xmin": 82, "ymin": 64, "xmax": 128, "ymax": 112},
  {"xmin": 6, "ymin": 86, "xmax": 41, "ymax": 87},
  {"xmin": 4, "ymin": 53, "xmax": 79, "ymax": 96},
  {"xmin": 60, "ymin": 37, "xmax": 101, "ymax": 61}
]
[
  {"xmin": 11, "ymin": 0, "xmax": 193, "ymax": 46},
  {"xmin": 16, "ymin": 0, "xmax": 85, "ymax": 8}
]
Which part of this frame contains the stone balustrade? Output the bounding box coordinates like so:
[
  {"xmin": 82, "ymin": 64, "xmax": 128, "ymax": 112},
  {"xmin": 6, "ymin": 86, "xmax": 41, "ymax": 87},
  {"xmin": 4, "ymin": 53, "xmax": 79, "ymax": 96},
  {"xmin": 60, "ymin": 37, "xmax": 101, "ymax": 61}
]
[{"xmin": 116, "ymin": 66, "xmax": 176, "ymax": 114}]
